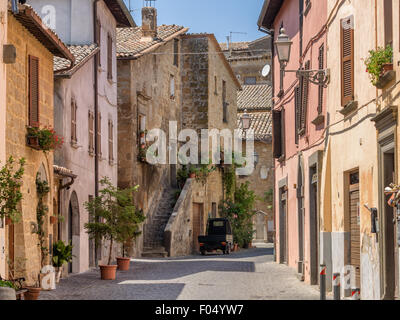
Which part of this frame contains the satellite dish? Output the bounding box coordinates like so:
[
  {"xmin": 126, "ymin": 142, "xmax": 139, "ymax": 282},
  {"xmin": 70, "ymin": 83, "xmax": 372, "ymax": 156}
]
[{"xmin": 262, "ymin": 64, "xmax": 271, "ymax": 78}]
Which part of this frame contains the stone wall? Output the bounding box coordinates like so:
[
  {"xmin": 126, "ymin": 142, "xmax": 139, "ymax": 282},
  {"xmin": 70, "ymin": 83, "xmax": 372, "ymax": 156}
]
[
  {"xmin": 5, "ymin": 13, "xmax": 55, "ymax": 284},
  {"xmin": 117, "ymin": 38, "xmax": 182, "ymax": 257},
  {"xmin": 0, "ymin": 0, "xmax": 8, "ymax": 279}
]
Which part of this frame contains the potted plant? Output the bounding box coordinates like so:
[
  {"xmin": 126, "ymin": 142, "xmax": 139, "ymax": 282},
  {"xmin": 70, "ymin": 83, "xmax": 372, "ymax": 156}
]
[
  {"xmin": 24, "ymin": 274, "xmax": 42, "ymax": 300},
  {"xmin": 52, "ymin": 240, "xmax": 73, "ymax": 283},
  {"xmin": 139, "ymin": 130, "xmax": 148, "ymax": 138},
  {"xmin": 0, "ymin": 280, "xmax": 16, "ymax": 300},
  {"xmin": 84, "ymin": 178, "xmax": 144, "ymax": 280},
  {"xmin": 364, "ymin": 45, "xmax": 393, "ymax": 86},
  {"xmin": 115, "ymin": 207, "xmax": 145, "ymax": 271},
  {"xmin": 188, "ymin": 165, "xmax": 197, "ymax": 179},
  {"xmin": 26, "ymin": 126, "xmax": 64, "ymax": 152}
]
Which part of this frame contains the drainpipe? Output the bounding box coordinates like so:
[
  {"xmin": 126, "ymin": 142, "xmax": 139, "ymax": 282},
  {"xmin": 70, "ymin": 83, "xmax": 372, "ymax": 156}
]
[
  {"xmin": 259, "ymin": 26, "xmax": 276, "ymax": 261},
  {"xmin": 93, "ymin": 0, "xmax": 100, "ymax": 266}
]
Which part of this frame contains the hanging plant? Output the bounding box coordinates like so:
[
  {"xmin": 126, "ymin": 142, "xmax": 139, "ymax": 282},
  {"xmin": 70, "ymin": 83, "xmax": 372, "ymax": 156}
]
[
  {"xmin": 363, "ymin": 45, "xmax": 393, "ymax": 86},
  {"xmin": 36, "ymin": 175, "xmax": 50, "ymax": 268},
  {"xmin": 0, "ymin": 156, "xmax": 25, "ymax": 223}
]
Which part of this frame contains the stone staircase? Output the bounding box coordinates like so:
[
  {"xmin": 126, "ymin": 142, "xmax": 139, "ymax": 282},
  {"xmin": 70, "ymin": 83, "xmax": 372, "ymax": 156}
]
[{"xmin": 142, "ymin": 188, "xmax": 178, "ymax": 258}]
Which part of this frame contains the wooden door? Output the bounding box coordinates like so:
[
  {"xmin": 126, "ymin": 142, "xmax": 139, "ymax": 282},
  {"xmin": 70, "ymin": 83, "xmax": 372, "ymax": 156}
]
[
  {"xmin": 192, "ymin": 203, "xmax": 204, "ymax": 253},
  {"xmin": 349, "ymin": 179, "xmax": 360, "ymax": 288},
  {"xmin": 279, "ymin": 189, "xmax": 288, "ymax": 264}
]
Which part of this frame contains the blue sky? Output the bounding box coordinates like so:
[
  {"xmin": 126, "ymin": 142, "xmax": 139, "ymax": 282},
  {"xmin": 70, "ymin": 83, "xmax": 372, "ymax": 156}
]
[{"xmin": 123, "ymin": 0, "xmax": 266, "ymax": 44}]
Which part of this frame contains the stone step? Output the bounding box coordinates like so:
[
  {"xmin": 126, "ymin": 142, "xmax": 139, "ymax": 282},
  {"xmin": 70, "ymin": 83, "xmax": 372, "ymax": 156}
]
[{"xmin": 142, "ymin": 246, "xmax": 168, "ymax": 258}]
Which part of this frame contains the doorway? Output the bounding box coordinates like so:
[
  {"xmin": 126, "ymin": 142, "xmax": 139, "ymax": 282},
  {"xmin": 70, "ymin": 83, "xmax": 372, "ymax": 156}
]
[
  {"xmin": 279, "ymin": 187, "xmax": 288, "ymax": 264},
  {"xmin": 347, "ymin": 171, "xmax": 360, "ymax": 289},
  {"xmin": 192, "ymin": 203, "xmax": 204, "ymax": 253},
  {"xmin": 381, "ymin": 150, "xmax": 397, "ymax": 299},
  {"xmin": 68, "ymin": 192, "xmax": 80, "ymax": 273},
  {"xmin": 310, "ymin": 166, "xmax": 319, "ymax": 285},
  {"xmin": 297, "ymin": 156, "xmax": 305, "ymax": 276}
]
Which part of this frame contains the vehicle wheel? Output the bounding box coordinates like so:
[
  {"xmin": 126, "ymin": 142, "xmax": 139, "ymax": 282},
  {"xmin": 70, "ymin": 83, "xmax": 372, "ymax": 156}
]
[{"xmin": 201, "ymin": 250, "xmax": 206, "ymax": 256}]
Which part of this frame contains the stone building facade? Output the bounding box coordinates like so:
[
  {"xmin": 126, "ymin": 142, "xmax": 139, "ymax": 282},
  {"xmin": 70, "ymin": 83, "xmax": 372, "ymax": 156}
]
[
  {"xmin": 221, "ymin": 36, "xmax": 274, "ymax": 244},
  {"xmin": 117, "ymin": 10, "xmax": 188, "ymax": 257},
  {"xmin": 4, "ymin": 5, "xmax": 72, "ymax": 284},
  {"xmin": 0, "ymin": 0, "xmax": 8, "ymax": 279},
  {"xmin": 259, "ymin": 0, "xmax": 328, "ymax": 287},
  {"xmin": 28, "ymin": 0, "xmax": 135, "ymax": 274}
]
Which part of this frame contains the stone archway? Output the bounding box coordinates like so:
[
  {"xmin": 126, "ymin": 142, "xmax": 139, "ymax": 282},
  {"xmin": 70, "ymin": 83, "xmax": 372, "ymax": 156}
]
[{"xmin": 68, "ymin": 191, "xmax": 80, "ymax": 273}]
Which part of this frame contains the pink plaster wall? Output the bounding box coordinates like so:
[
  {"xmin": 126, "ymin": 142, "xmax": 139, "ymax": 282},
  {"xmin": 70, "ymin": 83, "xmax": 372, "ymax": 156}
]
[{"xmin": 273, "ymin": 0, "xmax": 327, "ymax": 284}]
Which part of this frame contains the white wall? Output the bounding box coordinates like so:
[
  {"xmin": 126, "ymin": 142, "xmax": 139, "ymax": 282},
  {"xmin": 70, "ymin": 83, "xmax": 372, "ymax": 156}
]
[
  {"xmin": 27, "ymin": 0, "xmax": 94, "ymax": 45},
  {"xmin": 0, "ymin": 0, "xmax": 7, "ymax": 279}
]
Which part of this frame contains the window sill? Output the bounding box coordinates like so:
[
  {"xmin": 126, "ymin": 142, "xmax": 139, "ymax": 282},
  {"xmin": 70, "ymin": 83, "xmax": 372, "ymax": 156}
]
[
  {"xmin": 304, "ymin": 1, "xmax": 312, "ymax": 16},
  {"xmin": 70, "ymin": 142, "xmax": 79, "ymax": 149},
  {"xmin": 311, "ymin": 114, "xmax": 325, "ymax": 126},
  {"xmin": 375, "ymin": 70, "xmax": 395, "ymax": 89},
  {"xmin": 339, "ymin": 100, "xmax": 358, "ymax": 117}
]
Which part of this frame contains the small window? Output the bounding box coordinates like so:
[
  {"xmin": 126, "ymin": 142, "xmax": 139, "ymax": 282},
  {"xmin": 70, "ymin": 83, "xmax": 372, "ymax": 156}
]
[
  {"xmin": 108, "ymin": 119, "xmax": 114, "ymax": 165},
  {"xmin": 173, "ymin": 39, "xmax": 179, "ymax": 66},
  {"xmin": 244, "ymin": 77, "xmax": 257, "ymax": 85},
  {"xmin": 138, "ymin": 114, "xmax": 146, "ymax": 144},
  {"xmin": 97, "ymin": 112, "xmax": 102, "ymax": 157},
  {"xmin": 222, "ymin": 80, "xmax": 228, "ymax": 123},
  {"xmin": 88, "ymin": 111, "xmax": 94, "ymax": 155},
  {"xmin": 71, "ymin": 98, "xmax": 77, "ymax": 144},
  {"xmin": 214, "ymin": 76, "xmax": 218, "ymax": 95},
  {"xmin": 170, "ymin": 75, "xmax": 175, "ymax": 99},
  {"xmin": 107, "ymin": 33, "xmax": 113, "ymax": 80}
]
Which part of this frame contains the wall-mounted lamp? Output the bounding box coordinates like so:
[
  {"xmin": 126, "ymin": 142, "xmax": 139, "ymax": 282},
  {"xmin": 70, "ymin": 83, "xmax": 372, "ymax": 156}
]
[{"xmin": 274, "ymin": 28, "xmax": 330, "ymax": 97}]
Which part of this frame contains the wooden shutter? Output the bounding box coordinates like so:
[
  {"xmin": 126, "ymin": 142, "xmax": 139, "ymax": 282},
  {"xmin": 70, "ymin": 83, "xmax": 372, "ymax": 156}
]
[
  {"xmin": 97, "ymin": 112, "xmax": 102, "ymax": 157},
  {"xmin": 341, "ymin": 17, "xmax": 354, "ymax": 106},
  {"xmin": 294, "ymin": 86, "xmax": 301, "ymax": 145},
  {"xmin": 28, "ymin": 56, "xmax": 39, "ymax": 127},
  {"xmin": 107, "ymin": 33, "xmax": 112, "ymax": 80},
  {"xmin": 318, "ymin": 44, "xmax": 324, "ymax": 114},
  {"xmin": 272, "ymin": 110, "xmax": 282, "ymax": 159},
  {"xmin": 88, "ymin": 111, "xmax": 94, "ymax": 155},
  {"xmin": 96, "ymin": 20, "xmax": 101, "ymax": 66},
  {"xmin": 222, "ymin": 80, "xmax": 227, "ymax": 123},
  {"xmin": 71, "ymin": 99, "xmax": 77, "ymax": 143},
  {"xmin": 108, "ymin": 119, "xmax": 114, "ymax": 164},
  {"xmin": 299, "ymin": 60, "xmax": 310, "ymax": 135}
]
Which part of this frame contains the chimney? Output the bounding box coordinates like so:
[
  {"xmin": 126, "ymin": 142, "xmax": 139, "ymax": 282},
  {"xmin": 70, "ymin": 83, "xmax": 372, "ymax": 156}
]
[{"xmin": 142, "ymin": 7, "xmax": 157, "ymax": 41}]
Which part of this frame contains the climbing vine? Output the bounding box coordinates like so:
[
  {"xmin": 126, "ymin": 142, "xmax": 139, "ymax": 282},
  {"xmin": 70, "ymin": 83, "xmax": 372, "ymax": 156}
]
[
  {"xmin": 0, "ymin": 156, "xmax": 26, "ymax": 223},
  {"xmin": 36, "ymin": 175, "xmax": 50, "ymax": 267}
]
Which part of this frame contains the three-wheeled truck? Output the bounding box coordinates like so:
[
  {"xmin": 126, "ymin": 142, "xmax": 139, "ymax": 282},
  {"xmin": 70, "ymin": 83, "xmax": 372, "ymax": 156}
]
[{"xmin": 198, "ymin": 218, "xmax": 233, "ymax": 255}]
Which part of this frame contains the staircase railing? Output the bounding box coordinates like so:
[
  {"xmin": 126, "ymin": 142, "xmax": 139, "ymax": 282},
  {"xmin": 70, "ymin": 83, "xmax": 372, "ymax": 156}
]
[{"xmin": 164, "ymin": 179, "xmax": 194, "ymax": 257}]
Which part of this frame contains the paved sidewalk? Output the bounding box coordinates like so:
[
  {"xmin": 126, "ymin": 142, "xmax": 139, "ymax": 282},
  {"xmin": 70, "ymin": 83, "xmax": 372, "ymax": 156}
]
[{"xmin": 40, "ymin": 246, "xmax": 322, "ymax": 300}]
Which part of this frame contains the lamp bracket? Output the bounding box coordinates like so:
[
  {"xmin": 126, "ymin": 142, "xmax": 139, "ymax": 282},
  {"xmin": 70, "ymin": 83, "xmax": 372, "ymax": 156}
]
[{"xmin": 284, "ymin": 68, "xmax": 330, "ymax": 87}]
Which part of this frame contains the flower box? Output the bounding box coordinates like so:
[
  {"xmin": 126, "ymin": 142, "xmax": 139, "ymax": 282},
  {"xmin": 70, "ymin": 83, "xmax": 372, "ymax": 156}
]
[{"xmin": 27, "ymin": 136, "xmax": 41, "ymax": 150}]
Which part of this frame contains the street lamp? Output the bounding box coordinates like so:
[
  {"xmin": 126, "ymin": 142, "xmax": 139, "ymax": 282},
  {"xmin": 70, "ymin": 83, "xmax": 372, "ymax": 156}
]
[
  {"xmin": 240, "ymin": 110, "xmax": 252, "ymax": 131},
  {"xmin": 275, "ymin": 28, "xmax": 292, "ymax": 66},
  {"xmin": 274, "ymin": 27, "xmax": 330, "ymax": 96}
]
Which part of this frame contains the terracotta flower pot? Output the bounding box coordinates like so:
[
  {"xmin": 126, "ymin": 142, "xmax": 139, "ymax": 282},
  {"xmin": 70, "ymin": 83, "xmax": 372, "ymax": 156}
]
[
  {"xmin": 189, "ymin": 173, "xmax": 196, "ymax": 179},
  {"xmin": 5, "ymin": 217, "xmax": 12, "ymax": 226},
  {"xmin": 27, "ymin": 136, "xmax": 40, "ymax": 150},
  {"xmin": 140, "ymin": 133, "xmax": 145, "ymax": 138},
  {"xmin": 24, "ymin": 287, "xmax": 42, "ymax": 300},
  {"xmin": 99, "ymin": 265, "xmax": 117, "ymax": 280},
  {"xmin": 233, "ymin": 244, "xmax": 238, "ymax": 252},
  {"xmin": 382, "ymin": 63, "xmax": 393, "ymax": 74},
  {"xmin": 50, "ymin": 216, "xmax": 57, "ymax": 224},
  {"xmin": 116, "ymin": 257, "xmax": 131, "ymax": 271}
]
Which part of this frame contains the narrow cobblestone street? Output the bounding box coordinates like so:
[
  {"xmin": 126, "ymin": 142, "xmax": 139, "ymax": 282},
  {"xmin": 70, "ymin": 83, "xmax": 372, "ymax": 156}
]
[{"xmin": 40, "ymin": 246, "xmax": 321, "ymax": 300}]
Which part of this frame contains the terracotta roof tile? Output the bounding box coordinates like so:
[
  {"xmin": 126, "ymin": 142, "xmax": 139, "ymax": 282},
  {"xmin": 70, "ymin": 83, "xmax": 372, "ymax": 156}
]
[
  {"xmin": 237, "ymin": 84, "xmax": 272, "ymax": 111},
  {"xmin": 54, "ymin": 44, "xmax": 99, "ymax": 75},
  {"xmin": 237, "ymin": 111, "xmax": 272, "ymax": 141},
  {"xmin": 219, "ymin": 41, "xmax": 250, "ymax": 52},
  {"xmin": 117, "ymin": 25, "xmax": 187, "ymax": 58}
]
